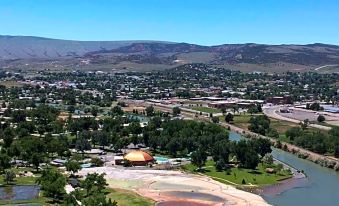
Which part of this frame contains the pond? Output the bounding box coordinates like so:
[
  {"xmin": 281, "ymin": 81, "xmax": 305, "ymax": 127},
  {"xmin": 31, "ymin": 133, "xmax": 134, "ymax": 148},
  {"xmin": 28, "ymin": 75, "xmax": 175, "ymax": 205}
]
[{"xmin": 0, "ymin": 185, "xmax": 40, "ymax": 201}]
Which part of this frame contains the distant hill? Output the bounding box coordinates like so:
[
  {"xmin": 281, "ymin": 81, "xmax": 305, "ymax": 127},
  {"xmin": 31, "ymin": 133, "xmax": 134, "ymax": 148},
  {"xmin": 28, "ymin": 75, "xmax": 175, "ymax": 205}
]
[
  {"xmin": 1, "ymin": 35, "xmax": 339, "ymax": 73},
  {"xmin": 0, "ymin": 35, "xmax": 172, "ymax": 59}
]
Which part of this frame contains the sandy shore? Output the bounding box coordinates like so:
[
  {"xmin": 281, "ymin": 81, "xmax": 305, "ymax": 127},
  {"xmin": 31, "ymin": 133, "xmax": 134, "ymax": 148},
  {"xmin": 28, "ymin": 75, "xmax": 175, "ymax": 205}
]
[{"xmin": 78, "ymin": 167, "xmax": 270, "ymax": 206}]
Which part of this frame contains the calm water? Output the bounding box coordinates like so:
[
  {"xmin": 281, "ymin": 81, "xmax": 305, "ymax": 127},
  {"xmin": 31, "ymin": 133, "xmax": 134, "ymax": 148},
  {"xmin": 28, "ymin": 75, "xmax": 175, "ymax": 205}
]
[
  {"xmin": 229, "ymin": 132, "xmax": 339, "ymax": 206},
  {"xmin": 0, "ymin": 185, "xmax": 40, "ymax": 201}
]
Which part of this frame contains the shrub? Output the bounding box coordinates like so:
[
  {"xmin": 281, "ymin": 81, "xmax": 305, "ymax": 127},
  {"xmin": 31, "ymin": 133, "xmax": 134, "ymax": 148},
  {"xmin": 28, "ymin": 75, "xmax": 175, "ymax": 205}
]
[
  {"xmin": 215, "ymin": 160, "xmax": 224, "ymax": 172},
  {"xmin": 123, "ymin": 159, "xmax": 132, "ymax": 167},
  {"xmin": 90, "ymin": 157, "xmax": 104, "ymax": 167},
  {"xmin": 334, "ymin": 163, "xmax": 339, "ymax": 171}
]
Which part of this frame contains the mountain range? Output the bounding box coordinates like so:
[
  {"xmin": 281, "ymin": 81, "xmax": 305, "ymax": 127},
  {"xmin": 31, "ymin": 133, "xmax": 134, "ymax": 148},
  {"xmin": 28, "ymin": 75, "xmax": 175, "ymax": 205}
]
[{"xmin": 1, "ymin": 35, "xmax": 339, "ymax": 73}]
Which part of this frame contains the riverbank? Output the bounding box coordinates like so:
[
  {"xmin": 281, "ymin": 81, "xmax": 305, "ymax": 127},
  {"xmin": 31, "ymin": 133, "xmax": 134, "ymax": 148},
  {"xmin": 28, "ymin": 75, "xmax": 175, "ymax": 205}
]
[
  {"xmin": 140, "ymin": 101, "xmax": 339, "ymax": 173},
  {"xmin": 182, "ymin": 160, "xmax": 293, "ymax": 187}
]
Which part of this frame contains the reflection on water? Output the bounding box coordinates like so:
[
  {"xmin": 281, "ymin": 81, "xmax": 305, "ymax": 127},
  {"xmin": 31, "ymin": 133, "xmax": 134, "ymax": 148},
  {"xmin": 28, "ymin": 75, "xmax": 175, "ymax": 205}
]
[
  {"xmin": 157, "ymin": 201, "xmax": 210, "ymax": 206},
  {"xmin": 164, "ymin": 191, "xmax": 224, "ymax": 202},
  {"xmin": 260, "ymin": 176, "xmax": 309, "ymax": 197},
  {"xmin": 229, "ymin": 131, "xmax": 339, "ymax": 206},
  {"xmin": 0, "ymin": 185, "xmax": 40, "ymax": 201}
]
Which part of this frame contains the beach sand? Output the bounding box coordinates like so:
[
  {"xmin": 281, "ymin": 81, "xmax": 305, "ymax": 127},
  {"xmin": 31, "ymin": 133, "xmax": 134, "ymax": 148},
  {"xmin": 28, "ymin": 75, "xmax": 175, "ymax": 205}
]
[{"xmin": 78, "ymin": 167, "xmax": 270, "ymax": 206}]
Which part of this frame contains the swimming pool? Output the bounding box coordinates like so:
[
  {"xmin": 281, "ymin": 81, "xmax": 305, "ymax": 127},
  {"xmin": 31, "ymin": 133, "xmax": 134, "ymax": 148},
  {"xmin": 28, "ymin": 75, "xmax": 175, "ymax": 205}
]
[
  {"xmin": 81, "ymin": 163, "xmax": 92, "ymax": 168},
  {"xmin": 154, "ymin": 156, "xmax": 170, "ymax": 164}
]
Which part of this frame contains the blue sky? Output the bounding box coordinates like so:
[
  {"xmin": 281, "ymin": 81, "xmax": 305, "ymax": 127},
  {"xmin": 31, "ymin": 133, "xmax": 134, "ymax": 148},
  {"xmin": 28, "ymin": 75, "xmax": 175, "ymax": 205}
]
[{"xmin": 0, "ymin": 0, "xmax": 338, "ymax": 45}]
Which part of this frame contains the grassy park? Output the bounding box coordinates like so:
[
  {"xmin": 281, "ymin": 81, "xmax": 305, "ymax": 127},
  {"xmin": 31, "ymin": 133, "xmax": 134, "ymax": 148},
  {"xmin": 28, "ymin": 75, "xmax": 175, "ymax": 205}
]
[
  {"xmin": 0, "ymin": 80, "xmax": 25, "ymax": 88},
  {"xmin": 107, "ymin": 188, "xmax": 154, "ymax": 206},
  {"xmin": 191, "ymin": 106, "xmax": 221, "ymax": 114},
  {"xmin": 182, "ymin": 160, "xmax": 292, "ymax": 186},
  {"xmin": 0, "ymin": 178, "xmax": 154, "ymax": 206}
]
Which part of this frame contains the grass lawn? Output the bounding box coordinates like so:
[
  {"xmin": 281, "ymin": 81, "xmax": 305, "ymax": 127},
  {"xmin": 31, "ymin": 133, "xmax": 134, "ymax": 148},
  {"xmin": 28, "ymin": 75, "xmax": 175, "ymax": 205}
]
[
  {"xmin": 0, "ymin": 167, "xmax": 39, "ymax": 186},
  {"xmin": 107, "ymin": 188, "xmax": 154, "ymax": 206},
  {"xmin": 0, "ymin": 184, "xmax": 154, "ymax": 206},
  {"xmin": 0, "ymin": 80, "xmax": 24, "ymax": 88},
  {"xmin": 278, "ymin": 134, "xmax": 292, "ymax": 143},
  {"xmin": 231, "ymin": 114, "xmax": 252, "ymax": 130},
  {"xmin": 0, "ymin": 176, "xmax": 37, "ymax": 186},
  {"xmin": 269, "ymin": 119, "xmax": 299, "ymax": 134},
  {"xmin": 182, "ymin": 160, "xmax": 292, "ymax": 186},
  {"xmin": 191, "ymin": 107, "xmax": 221, "ymax": 114},
  {"xmin": 231, "ymin": 114, "xmax": 322, "ymax": 137},
  {"xmin": 0, "ymin": 195, "xmax": 53, "ymax": 205}
]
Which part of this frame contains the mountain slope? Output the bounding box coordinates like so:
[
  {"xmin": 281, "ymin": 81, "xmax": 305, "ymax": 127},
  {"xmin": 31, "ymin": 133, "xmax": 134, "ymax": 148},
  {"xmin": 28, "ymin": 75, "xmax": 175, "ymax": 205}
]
[
  {"xmin": 0, "ymin": 35, "xmax": 172, "ymax": 59},
  {"xmin": 1, "ymin": 35, "xmax": 339, "ymax": 73}
]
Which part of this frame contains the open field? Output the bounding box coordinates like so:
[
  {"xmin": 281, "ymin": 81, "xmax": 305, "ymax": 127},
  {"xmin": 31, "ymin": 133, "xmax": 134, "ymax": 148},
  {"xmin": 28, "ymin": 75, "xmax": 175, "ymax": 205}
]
[
  {"xmin": 0, "ymin": 176, "xmax": 37, "ymax": 186},
  {"xmin": 0, "ymin": 80, "xmax": 25, "ymax": 88},
  {"xmin": 107, "ymin": 188, "xmax": 154, "ymax": 206},
  {"xmin": 270, "ymin": 119, "xmax": 299, "ymax": 134},
  {"xmin": 0, "ymin": 196, "xmax": 51, "ymax": 206},
  {"xmin": 182, "ymin": 160, "xmax": 292, "ymax": 186},
  {"xmin": 231, "ymin": 114, "xmax": 252, "ymax": 129},
  {"xmin": 191, "ymin": 106, "xmax": 221, "ymax": 114}
]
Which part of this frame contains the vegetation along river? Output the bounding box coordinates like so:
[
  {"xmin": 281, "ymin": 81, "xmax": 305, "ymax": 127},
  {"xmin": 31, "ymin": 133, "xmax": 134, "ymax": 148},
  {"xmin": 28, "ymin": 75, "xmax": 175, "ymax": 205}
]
[{"xmin": 229, "ymin": 132, "xmax": 339, "ymax": 206}]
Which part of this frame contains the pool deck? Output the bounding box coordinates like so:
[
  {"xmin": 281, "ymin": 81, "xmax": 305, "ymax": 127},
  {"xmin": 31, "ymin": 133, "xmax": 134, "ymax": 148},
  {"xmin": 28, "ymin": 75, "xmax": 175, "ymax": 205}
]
[{"xmin": 78, "ymin": 166, "xmax": 271, "ymax": 206}]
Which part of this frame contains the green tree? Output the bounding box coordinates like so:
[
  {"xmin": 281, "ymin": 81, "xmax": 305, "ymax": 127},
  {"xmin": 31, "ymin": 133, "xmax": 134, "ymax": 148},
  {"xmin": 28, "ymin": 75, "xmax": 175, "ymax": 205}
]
[
  {"xmin": 67, "ymin": 105, "xmax": 76, "ymax": 113},
  {"xmin": 145, "ymin": 106, "xmax": 155, "ymax": 116},
  {"xmin": 191, "ymin": 148, "xmax": 207, "ymax": 171},
  {"xmin": 65, "ymin": 160, "xmax": 81, "ymax": 176},
  {"xmin": 317, "ymin": 115, "xmax": 326, "ymax": 123},
  {"xmin": 262, "ymin": 154, "xmax": 274, "ymax": 165},
  {"xmin": 212, "ymin": 140, "xmax": 230, "ymax": 170},
  {"xmin": 3, "ymin": 170, "xmax": 15, "ymax": 185},
  {"xmin": 111, "ymin": 106, "xmax": 124, "ymax": 116},
  {"xmin": 82, "ymin": 173, "xmax": 108, "ymax": 196},
  {"xmin": 252, "ymin": 138, "xmax": 272, "ymax": 157},
  {"xmin": 64, "ymin": 189, "xmax": 83, "ymax": 206},
  {"xmin": 248, "ymin": 115, "xmax": 270, "ymax": 135},
  {"xmin": 0, "ymin": 153, "xmax": 11, "ymax": 173},
  {"xmin": 36, "ymin": 169, "xmax": 66, "ymax": 202},
  {"xmin": 91, "ymin": 106, "xmax": 99, "ymax": 117},
  {"xmin": 225, "ymin": 113, "xmax": 234, "ymax": 123},
  {"xmin": 172, "ymin": 107, "xmax": 181, "ymax": 116},
  {"xmin": 300, "ymin": 119, "xmax": 310, "ymax": 130},
  {"xmin": 31, "ymin": 152, "xmax": 44, "ymax": 172},
  {"xmin": 211, "ymin": 116, "xmax": 219, "ymax": 123},
  {"xmin": 285, "ymin": 127, "xmax": 302, "ymax": 141},
  {"xmin": 75, "ymin": 137, "xmax": 91, "ymax": 156},
  {"xmin": 234, "ymin": 140, "xmax": 260, "ymax": 169},
  {"xmin": 82, "ymin": 192, "xmax": 117, "ymax": 206},
  {"xmin": 90, "ymin": 157, "xmax": 104, "ymax": 167},
  {"xmin": 2, "ymin": 128, "xmax": 14, "ymax": 148}
]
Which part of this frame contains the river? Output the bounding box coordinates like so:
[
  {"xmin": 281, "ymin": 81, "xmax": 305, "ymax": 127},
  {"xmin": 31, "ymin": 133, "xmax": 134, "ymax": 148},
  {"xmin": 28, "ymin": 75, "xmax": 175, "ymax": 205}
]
[{"xmin": 229, "ymin": 132, "xmax": 339, "ymax": 206}]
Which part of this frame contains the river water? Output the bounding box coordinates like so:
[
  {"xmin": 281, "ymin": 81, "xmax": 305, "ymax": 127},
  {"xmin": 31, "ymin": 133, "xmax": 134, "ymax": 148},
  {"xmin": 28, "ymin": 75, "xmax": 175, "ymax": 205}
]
[{"xmin": 229, "ymin": 132, "xmax": 339, "ymax": 206}]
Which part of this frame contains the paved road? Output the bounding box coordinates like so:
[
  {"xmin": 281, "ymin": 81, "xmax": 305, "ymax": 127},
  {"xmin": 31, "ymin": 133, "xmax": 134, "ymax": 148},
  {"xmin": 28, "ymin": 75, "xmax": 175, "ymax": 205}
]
[
  {"xmin": 314, "ymin": 64, "xmax": 339, "ymax": 71},
  {"xmin": 263, "ymin": 105, "xmax": 331, "ymax": 131}
]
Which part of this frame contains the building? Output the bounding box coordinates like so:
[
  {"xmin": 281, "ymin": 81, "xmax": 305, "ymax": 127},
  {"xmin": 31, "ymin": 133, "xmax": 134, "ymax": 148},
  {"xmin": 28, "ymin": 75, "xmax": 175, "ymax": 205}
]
[
  {"xmin": 267, "ymin": 96, "xmax": 292, "ymax": 105},
  {"xmin": 124, "ymin": 150, "xmax": 155, "ymax": 166},
  {"xmin": 208, "ymin": 99, "xmax": 263, "ymax": 109}
]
